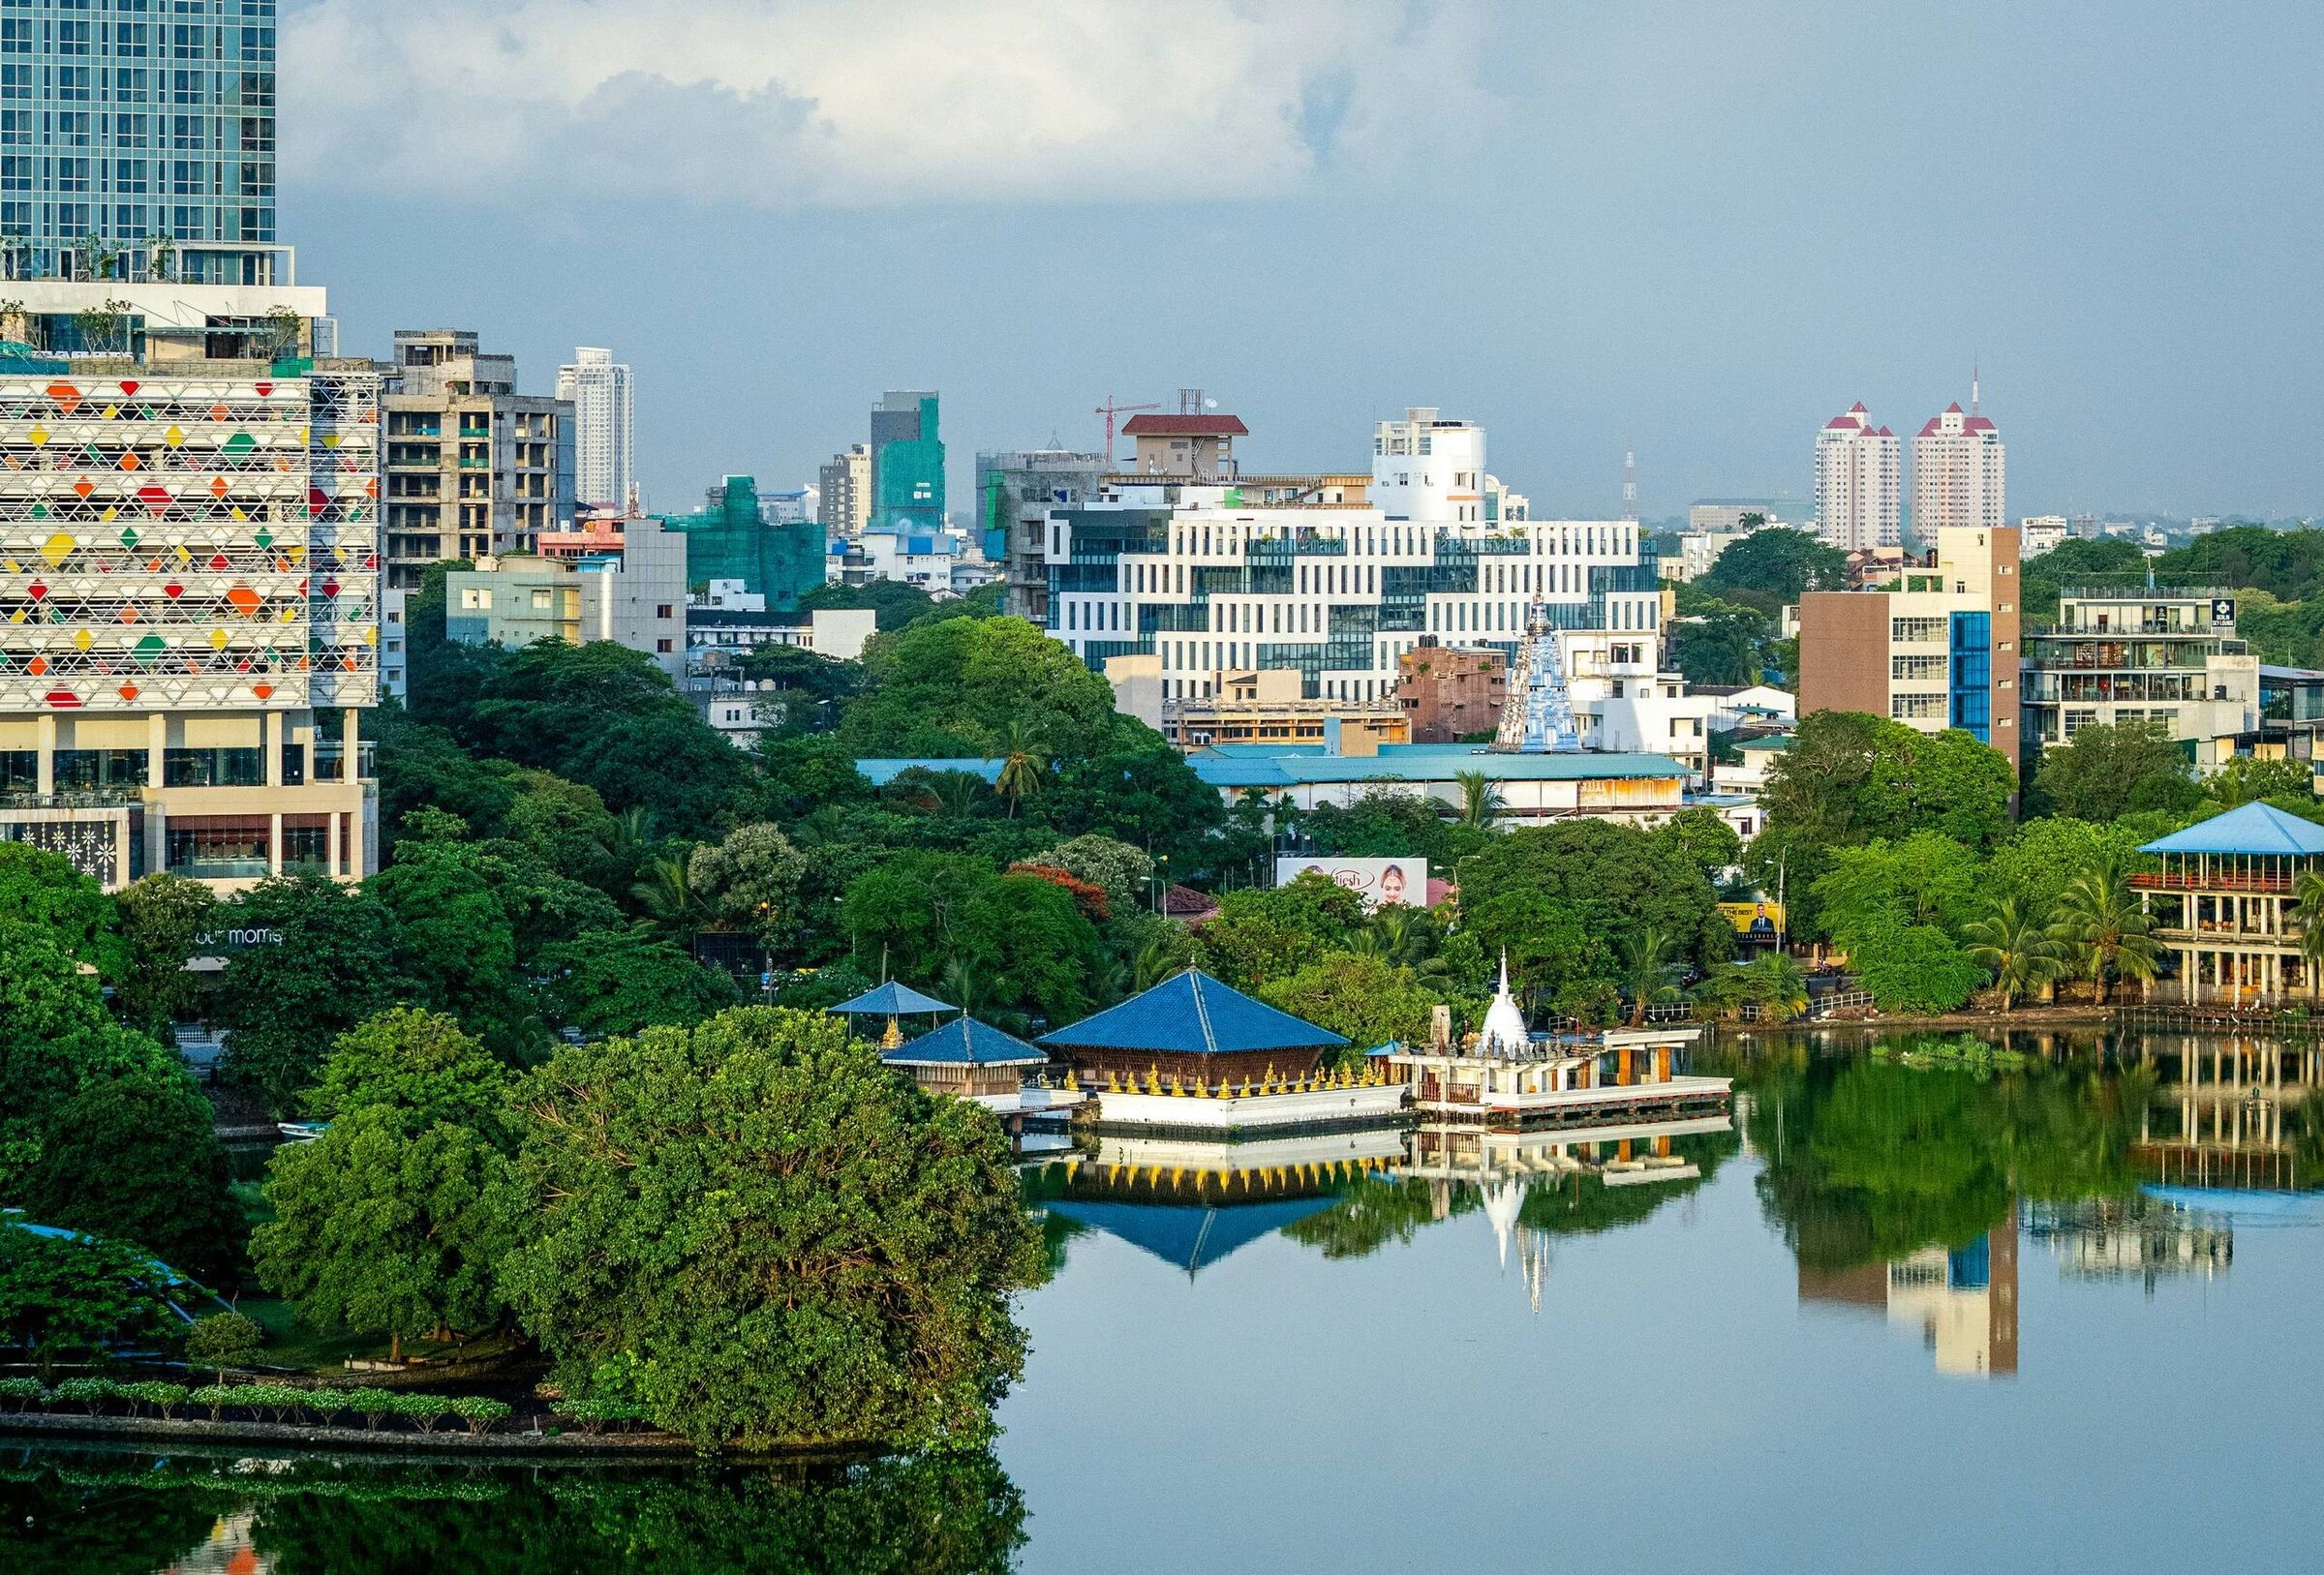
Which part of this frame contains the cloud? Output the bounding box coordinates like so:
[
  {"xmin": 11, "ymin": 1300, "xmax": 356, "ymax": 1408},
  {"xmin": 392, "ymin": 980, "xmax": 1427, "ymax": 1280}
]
[{"xmin": 283, "ymin": 0, "xmax": 1502, "ymax": 208}]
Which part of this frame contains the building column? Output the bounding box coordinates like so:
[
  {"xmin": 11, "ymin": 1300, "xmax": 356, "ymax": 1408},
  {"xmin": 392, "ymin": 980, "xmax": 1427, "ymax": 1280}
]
[
  {"xmin": 264, "ymin": 710, "xmax": 283, "ymax": 786},
  {"xmin": 327, "ymin": 811, "xmax": 342, "ymax": 879},
  {"xmin": 268, "ymin": 812, "xmax": 282, "ymax": 876},
  {"xmin": 35, "ymin": 712, "xmax": 53, "ymax": 796}
]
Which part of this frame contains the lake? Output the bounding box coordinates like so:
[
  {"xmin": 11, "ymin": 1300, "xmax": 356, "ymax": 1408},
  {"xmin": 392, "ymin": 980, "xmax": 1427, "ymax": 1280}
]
[{"xmin": 7, "ymin": 1024, "xmax": 2321, "ymax": 1573}]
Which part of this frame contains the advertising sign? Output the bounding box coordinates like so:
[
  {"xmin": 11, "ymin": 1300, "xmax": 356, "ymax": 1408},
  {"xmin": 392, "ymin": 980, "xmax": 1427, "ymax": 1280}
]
[
  {"xmin": 1718, "ymin": 901, "xmax": 1786, "ymax": 941},
  {"xmin": 1275, "ymin": 857, "xmax": 1429, "ymax": 909}
]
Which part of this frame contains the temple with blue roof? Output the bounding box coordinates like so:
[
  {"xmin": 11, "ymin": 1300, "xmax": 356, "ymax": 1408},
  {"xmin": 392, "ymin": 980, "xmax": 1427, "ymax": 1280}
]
[
  {"xmin": 2137, "ymin": 801, "xmax": 2324, "ymax": 1005},
  {"xmin": 1037, "ymin": 970, "xmax": 1406, "ymax": 1132}
]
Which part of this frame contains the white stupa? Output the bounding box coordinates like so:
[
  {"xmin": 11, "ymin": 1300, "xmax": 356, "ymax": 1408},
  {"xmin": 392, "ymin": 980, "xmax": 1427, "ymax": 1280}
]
[{"xmin": 1480, "ymin": 949, "xmax": 1530, "ymax": 1055}]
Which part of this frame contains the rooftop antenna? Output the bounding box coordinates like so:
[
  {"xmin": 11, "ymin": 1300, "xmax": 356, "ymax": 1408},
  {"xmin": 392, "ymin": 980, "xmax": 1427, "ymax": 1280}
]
[
  {"xmin": 1972, "ymin": 362, "xmax": 1980, "ymax": 415},
  {"xmin": 1178, "ymin": 388, "xmax": 1204, "ymax": 415},
  {"xmin": 1622, "ymin": 440, "xmax": 1638, "ymax": 524}
]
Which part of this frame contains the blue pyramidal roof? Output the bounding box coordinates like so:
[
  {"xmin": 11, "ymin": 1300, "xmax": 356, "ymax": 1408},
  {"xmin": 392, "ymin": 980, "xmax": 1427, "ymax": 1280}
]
[
  {"xmin": 831, "ymin": 981, "xmax": 957, "ymax": 1016},
  {"xmin": 2140, "ymin": 801, "xmax": 2324, "ymax": 858},
  {"xmin": 1037, "ymin": 970, "xmax": 1348, "ymax": 1055},
  {"xmin": 883, "ymin": 1016, "xmax": 1047, "ymax": 1067},
  {"xmin": 1047, "ymin": 1197, "xmax": 1337, "ymax": 1274}
]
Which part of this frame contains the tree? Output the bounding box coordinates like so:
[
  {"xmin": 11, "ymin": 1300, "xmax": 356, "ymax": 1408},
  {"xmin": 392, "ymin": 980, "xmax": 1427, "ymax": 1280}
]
[
  {"xmin": 2050, "ymin": 857, "xmax": 2162, "ymax": 1005},
  {"xmin": 0, "ymin": 920, "xmax": 241, "ymax": 1281},
  {"xmin": 1026, "ymin": 833, "xmax": 1154, "ymax": 911},
  {"xmin": 1844, "ymin": 920, "xmax": 1985, "ymax": 1015},
  {"xmin": 2030, "ymin": 721, "xmax": 2199, "ymax": 822},
  {"xmin": 839, "ymin": 616, "xmax": 1117, "ymax": 760},
  {"xmin": 498, "ymin": 1008, "xmax": 1045, "ymax": 1450},
  {"xmin": 1811, "ymin": 833, "xmax": 1983, "ymax": 944},
  {"xmin": 797, "ymin": 578, "xmax": 945, "ymax": 632},
  {"xmin": 253, "ymin": 1107, "xmax": 516, "ymax": 1362},
  {"xmin": 2295, "ymin": 869, "xmax": 2324, "ymax": 1000},
  {"xmin": 1459, "ymin": 819, "xmax": 1732, "ymax": 973},
  {"xmin": 0, "ymin": 841, "xmax": 123, "ymax": 975},
  {"xmin": 1667, "ymin": 598, "xmax": 1773, "ymax": 685},
  {"xmin": 994, "ymin": 722, "xmax": 1045, "ymax": 819},
  {"xmin": 1302, "ymin": 789, "xmax": 1452, "ymax": 863},
  {"xmin": 184, "ymin": 1310, "xmax": 265, "ymax": 1381},
  {"xmin": 1034, "ymin": 734, "xmax": 1226, "ymax": 866},
  {"xmin": 0, "ymin": 1227, "xmax": 183, "ymax": 1379},
  {"xmin": 2203, "ymin": 752, "xmax": 2314, "ymax": 809},
  {"xmin": 2016, "ymin": 535, "xmax": 2149, "ymax": 620},
  {"xmin": 213, "ymin": 875, "xmax": 404, "ymax": 1116},
  {"xmin": 303, "ymin": 1008, "xmax": 511, "ymax": 1133},
  {"xmin": 689, "ymin": 822, "xmax": 808, "ymax": 947},
  {"xmin": 1257, "ymin": 954, "xmax": 1438, "ymax": 1066},
  {"xmin": 1654, "ymin": 805, "xmax": 1743, "ymax": 880},
  {"xmin": 538, "ymin": 927, "xmax": 740, "ymax": 1039},
  {"xmin": 1961, "ymin": 896, "xmax": 2067, "ymax": 1011},
  {"xmin": 1453, "ymin": 771, "xmax": 1508, "ymax": 832},
  {"xmin": 110, "ymin": 874, "xmax": 216, "ymax": 1036},
  {"xmin": 1195, "ymin": 873, "xmax": 1369, "ymax": 990},
  {"xmin": 1697, "ymin": 528, "xmax": 1847, "ymax": 615},
  {"xmin": 1617, "ymin": 925, "xmax": 1685, "ymax": 1025},
  {"xmin": 369, "ymin": 840, "xmax": 542, "ymax": 1060}
]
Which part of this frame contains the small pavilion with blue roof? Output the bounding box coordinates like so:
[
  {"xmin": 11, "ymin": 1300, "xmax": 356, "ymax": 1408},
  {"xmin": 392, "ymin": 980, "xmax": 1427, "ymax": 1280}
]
[
  {"xmin": 881, "ymin": 1015, "xmax": 1050, "ymax": 1100},
  {"xmin": 831, "ymin": 980, "xmax": 956, "ymax": 1049},
  {"xmin": 2138, "ymin": 801, "xmax": 2324, "ymax": 1005},
  {"xmin": 1037, "ymin": 969, "xmax": 1349, "ymax": 1090}
]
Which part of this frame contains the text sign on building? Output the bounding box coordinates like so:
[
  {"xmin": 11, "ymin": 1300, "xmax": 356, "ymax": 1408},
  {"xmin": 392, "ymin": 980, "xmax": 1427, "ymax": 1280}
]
[
  {"xmin": 2211, "ymin": 598, "xmax": 2236, "ymax": 629},
  {"xmin": 1275, "ymin": 857, "xmax": 1429, "ymax": 909}
]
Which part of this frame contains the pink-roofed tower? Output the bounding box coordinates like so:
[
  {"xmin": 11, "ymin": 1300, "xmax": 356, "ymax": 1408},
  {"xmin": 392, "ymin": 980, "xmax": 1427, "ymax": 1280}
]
[
  {"xmin": 1815, "ymin": 402, "xmax": 1900, "ymax": 551},
  {"xmin": 1912, "ymin": 389, "xmax": 2006, "ymax": 542}
]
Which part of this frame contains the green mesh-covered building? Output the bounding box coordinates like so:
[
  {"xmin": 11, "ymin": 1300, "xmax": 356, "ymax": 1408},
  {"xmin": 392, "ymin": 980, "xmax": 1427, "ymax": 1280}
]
[
  {"xmin": 664, "ymin": 475, "xmax": 822, "ymax": 610},
  {"xmin": 872, "ymin": 391, "xmax": 945, "ymax": 533}
]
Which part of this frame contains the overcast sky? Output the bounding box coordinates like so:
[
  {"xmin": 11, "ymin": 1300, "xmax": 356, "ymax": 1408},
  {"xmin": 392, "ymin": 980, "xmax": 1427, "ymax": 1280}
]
[{"xmin": 281, "ymin": 1, "xmax": 2320, "ymax": 522}]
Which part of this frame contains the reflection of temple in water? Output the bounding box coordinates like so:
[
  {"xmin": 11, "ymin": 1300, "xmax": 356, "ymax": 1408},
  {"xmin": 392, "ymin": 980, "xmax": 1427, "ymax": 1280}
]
[
  {"xmin": 165, "ymin": 1511, "xmax": 272, "ymax": 1575},
  {"xmin": 2022, "ymin": 1196, "xmax": 2233, "ymax": 1291},
  {"xmin": 1399, "ymin": 1110, "xmax": 1735, "ymax": 1310},
  {"xmin": 1798, "ymin": 1208, "xmax": 2020, "ymax": 1378},
  {"xmin": 1029, "ymin": 1130, "xmax": 1405, "ymax": 1276}
]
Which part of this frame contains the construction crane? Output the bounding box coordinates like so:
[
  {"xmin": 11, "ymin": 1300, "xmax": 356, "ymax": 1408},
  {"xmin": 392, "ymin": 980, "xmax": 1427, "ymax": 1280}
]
[{"xmin": 1094, "ymin": 395, "xmax": 1161, "ymax": 465}]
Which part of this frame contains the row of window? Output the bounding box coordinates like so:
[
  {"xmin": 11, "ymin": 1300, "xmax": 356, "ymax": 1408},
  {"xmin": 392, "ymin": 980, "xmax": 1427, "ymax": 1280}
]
[
  {"xmin": 0, "ymin": 19, "xmax": 271, "ymax": 59},
  {"xmin": 3, "ymin": 153, "xmax": 269, "ymax": 190},
  {"xmin": 1, "ymin": 108, "xmax": 267, "ymax": 147},
  {"xmin": 0, "ymin": 197, "xmax": 267, "ymax": 238},
  {"xmin": 0, "ymin": 743, "xmax": 304, "ymax": 792}
]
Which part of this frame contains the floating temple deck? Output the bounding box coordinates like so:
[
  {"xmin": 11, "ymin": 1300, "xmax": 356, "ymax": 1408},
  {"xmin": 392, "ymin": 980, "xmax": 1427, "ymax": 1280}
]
[{"xmin": 1383, "ymin": 1024, "xmax": 1730, "ymax": 1128}]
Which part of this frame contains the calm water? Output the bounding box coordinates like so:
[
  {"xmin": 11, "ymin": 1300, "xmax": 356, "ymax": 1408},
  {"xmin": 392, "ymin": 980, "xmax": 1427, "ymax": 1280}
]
[{"xmin": 8, "ymin": 1026, "xmax": 2322, "ymax": 1573}]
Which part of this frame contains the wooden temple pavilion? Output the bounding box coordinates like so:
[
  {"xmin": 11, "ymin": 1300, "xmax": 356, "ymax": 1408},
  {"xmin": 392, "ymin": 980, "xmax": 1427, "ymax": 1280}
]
[
  {"xmin": 2135, "ymin": 802, "xmax": 2324, "ymax": 1006},
  {"xmin": 880, "ymin": 1015, "xmax": 1051, "ymax": 1100},
  {"xmin": 1036, "ymin": 969, "xmax": 1350, "ymax": 1090}
]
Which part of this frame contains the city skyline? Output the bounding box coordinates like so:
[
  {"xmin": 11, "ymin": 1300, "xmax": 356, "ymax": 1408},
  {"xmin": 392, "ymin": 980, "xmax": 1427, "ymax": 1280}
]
[{"xmin": 279, "ymin": 1, "xmax": 2324, "ymax": 523}]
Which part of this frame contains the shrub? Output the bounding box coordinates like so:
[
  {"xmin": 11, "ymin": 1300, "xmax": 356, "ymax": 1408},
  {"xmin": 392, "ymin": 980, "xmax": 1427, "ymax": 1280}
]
[
  {"xmin": 123, "ymin": 1379, "xmax": 190, "ymax": 1418},
  {"xmin": 224, "ymin": 1381, "xmax": 307, "ymax": 1423},
  {"xmin": 0, "ymin": 1377, "xmax": 43, "ymax": 1411},
  {"xmin": 184, "ymin": 1311, "xmax": 265, "ymax": 1380},
  {"xmin": 345, "ymin": 1386, "xmax": 397, "ymax": 1431},
  {"xmin": 452, "ymin": 1395, "xmax": 511, "ymax": 1437},
  {"xmin": 389, "ymin": 1391, "xmax": 459, "ymax": 1434},
  {"xmin": 552, "ymin": 1396, "xmax": 646, "ymax": 1436},
  {"xmin": 48, "ymin": 1377, "xmax": 123, "ymax": 1415},
  {"xmin": 191, "ymin": 1383, "xmax": 231, "ymax": 1421}
]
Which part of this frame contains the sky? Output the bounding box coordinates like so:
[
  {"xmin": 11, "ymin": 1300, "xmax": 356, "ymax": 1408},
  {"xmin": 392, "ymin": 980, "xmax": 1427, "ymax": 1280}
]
[{"xmin": 278, "ymin": 0, "xmax": 2322, "ymax": 523}]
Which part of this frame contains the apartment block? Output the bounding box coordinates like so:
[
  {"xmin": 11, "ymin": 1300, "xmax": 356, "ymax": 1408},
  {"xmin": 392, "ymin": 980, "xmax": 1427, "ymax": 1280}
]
[
  {"xmin": 979, "ymin": 448, "xmax": 1109, "ymax": 622},
  {"xmin": 556, "ymin": 348, "xmax": 634, "ymax": 512},
  {"xmin": 818, "ymin": 442, "xmax": 872, "ymax": 536},
  {"xmin": 1397, "ymin": 645, "xmax": 1508, "ymax": 742},
  {"xmin": 1913, "ymin": 400, "xmax": 2005, "ymax": 538},
  {"xmin": 443, "ymin": 516, "xmax": 688, "ymax": 682},
  {"xmin": 1816, "ymin": 404, "xmax": 1900, "ymax": 551},
  {"xmin": 2022, "ymin": 588, "xmax": 2258, "ymax": 761},
  {"xmin": 382, "ymin": 331, "xmax": 575, "ymax": 591},
  {"xmin": 1797, "ymin": 526, "xmax": 2020, "ymax": 762}
]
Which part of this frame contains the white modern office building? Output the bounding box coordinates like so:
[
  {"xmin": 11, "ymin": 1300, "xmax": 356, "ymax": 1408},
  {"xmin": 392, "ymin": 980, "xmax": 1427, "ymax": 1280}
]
[
  {"xmin": 1815, "ymin": 403, "xmax": 1902, "ymax": 551},
  {"xmin": 557, "ymin": 348, "xmax": 635, "ymax": 512}
]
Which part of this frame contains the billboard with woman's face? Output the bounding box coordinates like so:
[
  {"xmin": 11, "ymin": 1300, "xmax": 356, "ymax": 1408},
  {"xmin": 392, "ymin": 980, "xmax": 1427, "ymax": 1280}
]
[{"xmin": 1275, "ymin": 857, "xmax": 1430, "ymax": 909}]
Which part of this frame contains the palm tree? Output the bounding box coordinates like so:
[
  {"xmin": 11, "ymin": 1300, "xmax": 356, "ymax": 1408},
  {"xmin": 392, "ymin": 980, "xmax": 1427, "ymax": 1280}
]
[
  {"xmin": 2050, "ymin": 857, "xmax": 2161, "ymax": 1006},
  {"xmin": 929, "ymin": 769, "xmax": 988, "ymax": 820},
  {"xmin": 1617, "ymin": 925, "xmax": 1686, "ymax": 1026},
  {"xmin": 2292, "ymin": 868, "xmax": 2324, "ymax": 999},
  {"xmin": 994, "ymin": 723, "xmax": 1045, "ymax": 819},
  {"xmin": 630, "ymin": 852, "xmax": 711, "ymax": 936},
  {"xmin": 1453, "ymin": 770, "xmax": 1508, "ymax": 832},
  {"xmin": 1961, "ymin": 896, "xmax": 2067, "ymax": 1011}
]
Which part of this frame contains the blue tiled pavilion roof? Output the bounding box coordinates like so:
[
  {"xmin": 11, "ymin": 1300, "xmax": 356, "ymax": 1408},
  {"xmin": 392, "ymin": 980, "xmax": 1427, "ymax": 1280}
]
[
  {"xmin": 883, "ymin": 1016, "xmax": 1048, "ymax": 1067},
  {"xmin": 831, "ymin": 981, "xmax": 957, "ymax": 1016},
  {"xmin": 1036, "ymin": 970, "xmax": 1348, "ymax": 1055},
  {"xmin": 2140, "ymin": 802, "xmax": 2324, "ymax": 858}
]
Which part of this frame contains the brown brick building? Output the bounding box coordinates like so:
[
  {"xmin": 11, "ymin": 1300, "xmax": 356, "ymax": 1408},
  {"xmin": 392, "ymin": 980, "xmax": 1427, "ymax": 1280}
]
[{"xmin": 1398, "ymin": 645, "xmax": 1509, "ymax": 742}]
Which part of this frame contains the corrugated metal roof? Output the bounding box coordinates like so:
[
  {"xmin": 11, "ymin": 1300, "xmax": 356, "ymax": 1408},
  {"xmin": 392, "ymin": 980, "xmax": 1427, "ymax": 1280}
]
[
  {"xmin": 884, "ymin": 1016, "xmax": 1046, "ymax": 1067},
  {"xmin": 1038, "ymin": 969, "xmax": 1347, "ymax": 1055},
  {"xmin": 2141, "ymin": 802, "xmax": 2324, "ymax": 857},
  {"xmin": 1186, "ymin": 747, "xmax": 1690, "ymax": 788},
  {"xmin": 855, "ymin": 758, "xmax": 1004, "ymax": 786}
]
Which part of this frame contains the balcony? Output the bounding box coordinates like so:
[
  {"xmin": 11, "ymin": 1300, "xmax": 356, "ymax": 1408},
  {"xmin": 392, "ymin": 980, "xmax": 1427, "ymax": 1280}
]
[{"xmin": 2130, "ymin": 870, "xmax": 2294, "ymax": 894}]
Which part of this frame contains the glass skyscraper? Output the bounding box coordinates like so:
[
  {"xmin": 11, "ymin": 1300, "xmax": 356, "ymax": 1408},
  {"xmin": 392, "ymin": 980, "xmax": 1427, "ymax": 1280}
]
[{"xmin": 0, "ymin": 0, "xmax": 276, "ymax": 284}]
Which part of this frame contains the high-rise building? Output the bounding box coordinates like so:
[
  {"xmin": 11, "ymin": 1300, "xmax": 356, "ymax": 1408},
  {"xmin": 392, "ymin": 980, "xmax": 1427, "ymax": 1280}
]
[
  {"xmin": 380, "ymin": 331, "xmax": 575, "ymax": 591},
  {"xmin": 556, "ymin": 348, "xmax": 633, "ymax": 512},
  {"xmin": 664, "ymin": 476, "xmax": 820, "ymax": 611},
  {"xmin": 1796, "ymin": 525, "xmax": 2022, "ymax": 763},
  {"xmin": 1912, "ymin": 398, "xmax": 2005, "ymax": 541},
  {"xmin": 870, "ymin": 391, "xmax": 943, "ymax": 532},
  {"xmin": 0, "ymin": 0, "xmax": 282, "ymax": 288},
  {"xmin": 0, "ymin": 1, "xmax": 382, "ymax": 894},
  {"xmin": 978, "ymin": 448, "xmax": 1109, "ymax": 621},
  {"xmin": 1815, "ymin": 404, "xmax": 1900, "ymax": 551},
  {"xmin": 817, "ymin": 443, "xmax": 872, "ymax": 536}
]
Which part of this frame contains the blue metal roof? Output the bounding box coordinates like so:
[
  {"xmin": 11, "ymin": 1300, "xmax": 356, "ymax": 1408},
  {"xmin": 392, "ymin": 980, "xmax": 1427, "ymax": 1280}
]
[
  {"xmin": 884, "ymin": 1015, "xmax": 1047, "ymax": 1067},
  {"xmin": 1047, "ymin": 1196, "xmax": 1337, "ymax": 1274},
  {"xmin": 1037, "ymin": 969, "xmax": 1349, "ymax": 1055},
  {"xmin": 856, "ymin": 758, "xmax": 1004, "ymax": 787},
  {"xmin": 2139, "ymin": 802, "xmax": 2324, "ymax": 857},
  {"xmin": 832, "ymin": 981, "xmax": 958, "ymax": 1015}
]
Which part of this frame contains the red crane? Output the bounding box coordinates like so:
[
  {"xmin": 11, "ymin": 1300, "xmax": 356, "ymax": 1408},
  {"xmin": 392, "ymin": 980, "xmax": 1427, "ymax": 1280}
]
[{"xmin": 1094, "ymin": 395, "xmax": 1161, "ymax": 465}]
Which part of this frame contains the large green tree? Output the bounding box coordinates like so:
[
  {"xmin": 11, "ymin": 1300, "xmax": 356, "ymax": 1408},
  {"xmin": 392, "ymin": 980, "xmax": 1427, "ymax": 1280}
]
[
  {"xmin": 0, "ymin": 1226, "xmax": 185, "ymax": 1377},
  {"xmin": 537, "ymin": 926, "xmax": 740, "ymax": 1039},
  {"xmin": 213, "ymin": 874, "xmax": 405, "ymax": 1116},
  {"xmin": 1459, "ymin": 819, "xmax": 1732, "ymax": 973},
  {"xmin": 2029, "ymin": 720, "xmax": 2199, "ymax": 822},
  {"xmin": 840, "ymin": 615, "xmax": 1116, "ymax": 760},
  {"xmin": 1258, "ymin": 954, "xmax": 1440, "ymax": 1067},
  {"xmin": 499, "ymin": 1008, "xmax": 1045, "ymax": 1450},
  {"xmin": 110, "ymin": 873, "xmax": 217, "ymax": 1037},
  {"xmin": 1697, "ymin": 528, "xmax": 1848, "ymax": 615}
]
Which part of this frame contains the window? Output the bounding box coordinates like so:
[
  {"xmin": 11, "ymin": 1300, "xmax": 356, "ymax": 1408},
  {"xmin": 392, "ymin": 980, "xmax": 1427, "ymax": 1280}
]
[
  {"xmin": 655, "ymin": 604, "xmax": 673, "ymax": 619},
  {"xmin": 164, "ymin": 747, "xmax": 261, "ymax": 788},
  {"xmin": 1890, "ymin": 617, "xmax": 1946, "ymax": 645},
  {"xmin": 52, "ymin": 749, "xmax": 147, "ymax": 791},
  {"xmin": 656, "ymin": 638, "xmax": 673, "ymax": 654},
  {"xmin": 167, "ymin": 817, "xmax": 271, "ymax": 880}
]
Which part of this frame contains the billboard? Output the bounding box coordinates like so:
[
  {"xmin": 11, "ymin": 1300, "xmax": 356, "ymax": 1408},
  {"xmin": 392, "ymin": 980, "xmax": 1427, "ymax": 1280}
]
[
  {"xmin": 1718, "ymin": 900, "xmax": 1786, "ymax": 940},
  {"xmin": 1276, "ymin": 857, "xmax": 1429, "ymax": 909}
]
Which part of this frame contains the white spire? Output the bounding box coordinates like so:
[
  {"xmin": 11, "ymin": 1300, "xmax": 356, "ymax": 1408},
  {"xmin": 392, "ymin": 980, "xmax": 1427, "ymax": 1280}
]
[{"xmin": 1481, "ymin": 948, "xmax": 1529, "ymax": 1056}]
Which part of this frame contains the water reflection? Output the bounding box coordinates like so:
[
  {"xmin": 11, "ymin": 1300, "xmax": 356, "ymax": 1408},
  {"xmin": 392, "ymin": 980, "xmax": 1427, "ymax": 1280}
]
[{"xmin": 0, "ymin": 1444, "xmax": 1028, "ymax": 1575}]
